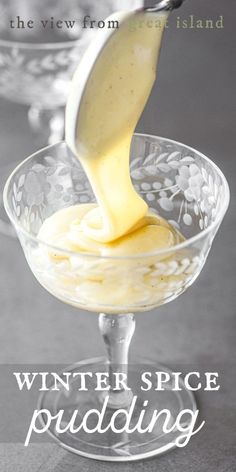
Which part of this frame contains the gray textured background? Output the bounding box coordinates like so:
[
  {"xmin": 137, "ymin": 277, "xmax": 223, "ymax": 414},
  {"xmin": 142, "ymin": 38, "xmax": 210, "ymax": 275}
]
[{"xmin": 0, "ymin": 0, "xmax": 235, "ymax": 470}]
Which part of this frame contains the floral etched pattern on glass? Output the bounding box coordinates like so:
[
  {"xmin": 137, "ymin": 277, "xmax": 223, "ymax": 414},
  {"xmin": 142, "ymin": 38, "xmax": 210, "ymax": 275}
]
[{"xmin": 6, "ymin": 135, "xmax": 229, "ymax": 313}]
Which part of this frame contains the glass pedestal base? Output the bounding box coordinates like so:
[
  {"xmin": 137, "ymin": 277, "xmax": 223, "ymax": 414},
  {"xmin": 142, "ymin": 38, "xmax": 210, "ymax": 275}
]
[{"xmin": 39, "ymin": 357, "xmax": 197, "ymax": 462}]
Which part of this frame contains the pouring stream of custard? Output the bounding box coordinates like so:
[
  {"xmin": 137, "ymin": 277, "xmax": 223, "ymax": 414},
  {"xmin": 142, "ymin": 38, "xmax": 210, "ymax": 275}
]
[
  {"xmin": 39, "ymin": 11, "xmax": 182, "ymax": 260},
  {"xmin": 70, "ymin": 12, "xmax": 167, "ymax": 243}
]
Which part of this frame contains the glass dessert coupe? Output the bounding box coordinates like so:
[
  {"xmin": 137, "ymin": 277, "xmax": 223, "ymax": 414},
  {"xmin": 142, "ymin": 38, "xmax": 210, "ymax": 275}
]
[
  {"xmin": 0, "ymin": 0, "xmax": 144, "ymax": 142},
  {"xmin": 4, "ymin": 134, "xmax": 229, "ymax": 461},
  {"xmin": 0, "ymin": 0, "xmax": 143, "ymax": 236}
]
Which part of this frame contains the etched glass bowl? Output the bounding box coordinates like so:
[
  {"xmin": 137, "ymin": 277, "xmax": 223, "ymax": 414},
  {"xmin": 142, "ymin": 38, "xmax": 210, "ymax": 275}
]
[
  {"xmin": 4, "ymin": 135, "xmax": 229, "ymax": 313},
  {"xmin": 0, "ymin": 0, "xmax": 143, "ymax": 110},
  {"xmin": 3, "ymin": 135, "xmax": 229, "ymax": 460}
]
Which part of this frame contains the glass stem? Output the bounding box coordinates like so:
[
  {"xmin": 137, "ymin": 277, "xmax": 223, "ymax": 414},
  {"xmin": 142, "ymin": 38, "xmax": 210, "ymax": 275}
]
[
  {"xmin": 28, "ymin": 103, "xmax": 65, "ymax": 145},
  {"xmin": 99, "ymin": 313, "xmax": 135, "ymax": 409}
]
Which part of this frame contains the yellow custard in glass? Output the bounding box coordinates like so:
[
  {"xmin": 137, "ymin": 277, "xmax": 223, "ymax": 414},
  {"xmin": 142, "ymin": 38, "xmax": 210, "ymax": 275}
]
[{"xmin": 36, "ymin": 11, "xmax": 186, "ymax": 311}]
